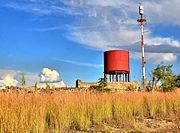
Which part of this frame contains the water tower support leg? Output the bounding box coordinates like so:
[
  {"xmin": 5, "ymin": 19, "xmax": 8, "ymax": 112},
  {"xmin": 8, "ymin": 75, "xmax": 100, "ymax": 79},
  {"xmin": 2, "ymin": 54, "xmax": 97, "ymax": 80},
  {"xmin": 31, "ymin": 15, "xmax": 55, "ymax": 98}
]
[
  {"xmin": 116, "ymin": 73, "xmax": 118, "ymax": 82},
  {"xmin": 128, "ymin": 72, "xmax": 130, "ymax": 82}
]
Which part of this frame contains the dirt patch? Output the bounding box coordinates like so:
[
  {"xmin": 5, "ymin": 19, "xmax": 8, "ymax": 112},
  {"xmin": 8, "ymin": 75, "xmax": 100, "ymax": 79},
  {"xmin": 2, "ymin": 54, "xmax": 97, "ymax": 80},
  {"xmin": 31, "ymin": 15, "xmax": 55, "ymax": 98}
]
[
  {"xmin": 84, "ymin": 119, "xmax": 180, "ymax": 133},
  {"xmin": 135, "ymin": 119, "xmax": 179, "ymax": 133}
]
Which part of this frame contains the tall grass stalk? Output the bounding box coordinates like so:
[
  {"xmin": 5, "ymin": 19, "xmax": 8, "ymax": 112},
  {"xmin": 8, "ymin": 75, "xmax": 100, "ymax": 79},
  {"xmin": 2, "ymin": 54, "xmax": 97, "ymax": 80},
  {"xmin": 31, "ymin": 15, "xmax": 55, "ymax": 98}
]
[{"xmin": 0, "ymin": 90, "xmax": 179, "ymax": 132}]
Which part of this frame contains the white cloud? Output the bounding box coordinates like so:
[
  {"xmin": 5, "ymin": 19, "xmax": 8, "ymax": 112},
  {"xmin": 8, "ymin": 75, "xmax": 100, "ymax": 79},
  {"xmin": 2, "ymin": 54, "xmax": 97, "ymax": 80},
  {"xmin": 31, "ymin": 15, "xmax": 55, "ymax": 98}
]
[
  {"xmin": 147, "ymin": 53, "xmax": 177, "ymax": 63},
  {"xmin": 1, "ymin": 0, "xmax": 180, "ymax": 63},
  {"xmin": 0, "ymin": 75, "xmax": 18, "ymax": 89},
  {"xmin": 67, "ymin": 27, "xmax": 140, "ymax": 50},
  {"xmin": 131, "ymin": 52, "xmax": 177, "ymax": 63},
  {"xmin": 145, "ymin": 33, "xmax": 180, "ymax": 47},
  {"xmin": 2, "ymin": 0, "xmax": 180, "ymax": 25},
  {"xmin": 26, "ymin": 26, "xmax": 62, "ymax": 32},
  {"xmin": 40, "ymin": 68, "xmax": 60, "ymax": 83},
  {"xmin": 37, "ymin": 80, "xmax": 66, "ymax": 88},
  {"xmin": 39, "ymin": 68, "xmax": 66, "ymax": 88},
  {"xmin": 144, "ymin": 0, "xmax": 180, "ymax": 25},
  {"xmin": 0, "ymin": 83, "xmax": 6, "ymax": 90},
  {"xmin": 54, "ymin": 58, "xmax": 103, "ymax": 68},
  {"xmin": 0, "ymin": 69, "xmax": 39, "ymax": 87},
  {"xmin": 161, "ymin": 53, "xmax": 177, "ymax": 62},
  {"xmin": 0, "ymin": 68, "xmax": 67, "ymax": 88},
  {"xmin": 67, "ymin": 27, "xmax": 180, "ymax": 55},
  {"xmin": 62, "ymin": 0, "xmax": 180, "ymax": 63}
]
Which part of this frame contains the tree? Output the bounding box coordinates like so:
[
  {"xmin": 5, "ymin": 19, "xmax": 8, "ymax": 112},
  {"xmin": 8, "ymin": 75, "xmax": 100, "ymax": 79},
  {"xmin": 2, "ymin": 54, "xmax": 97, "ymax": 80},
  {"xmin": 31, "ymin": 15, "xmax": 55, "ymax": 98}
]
[
  {"xmin": 175, "ymin": 75, "xmax": 180, "ymax": 87},
  {"xmin": 90, "ymin": 77, "xmax": 110, "ymax": 92},
  {"xmin": 152, "ymin": 64, "xmax": 177, "ymax": 92},
  {"xmin": 21, "ymin": 74, "xmax": 26, "ymax": 89}
]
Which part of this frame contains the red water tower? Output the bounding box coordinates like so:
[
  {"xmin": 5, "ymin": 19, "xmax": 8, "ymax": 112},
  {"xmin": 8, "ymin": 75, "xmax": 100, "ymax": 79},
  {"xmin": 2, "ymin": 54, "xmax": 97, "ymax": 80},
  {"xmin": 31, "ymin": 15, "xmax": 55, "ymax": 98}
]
[{"xmin": 104, "ymin": 50, "xmax": 130, "ymax": 82}]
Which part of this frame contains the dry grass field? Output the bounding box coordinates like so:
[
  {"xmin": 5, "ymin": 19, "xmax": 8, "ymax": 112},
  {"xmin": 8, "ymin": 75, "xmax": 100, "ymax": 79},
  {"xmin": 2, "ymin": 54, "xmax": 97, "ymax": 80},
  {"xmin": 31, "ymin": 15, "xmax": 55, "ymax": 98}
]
[{"xmin": 0, "ymin": 89, "xmax": 180, "ymax": 133}]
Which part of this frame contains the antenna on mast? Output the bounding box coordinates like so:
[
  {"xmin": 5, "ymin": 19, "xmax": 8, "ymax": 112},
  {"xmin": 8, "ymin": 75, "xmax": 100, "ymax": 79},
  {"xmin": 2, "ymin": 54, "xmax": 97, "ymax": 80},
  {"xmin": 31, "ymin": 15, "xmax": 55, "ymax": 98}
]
[{"xmin": 137, "ymin": 1, "xmax": 147, "ymax": 91}]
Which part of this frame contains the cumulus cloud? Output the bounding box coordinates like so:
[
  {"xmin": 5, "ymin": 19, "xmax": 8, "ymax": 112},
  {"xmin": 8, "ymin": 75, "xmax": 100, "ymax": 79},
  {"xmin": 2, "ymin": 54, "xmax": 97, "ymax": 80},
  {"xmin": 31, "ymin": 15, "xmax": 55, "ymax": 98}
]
[
  {"xmin": 40, "ymin": 68, "xmax": 60, "ymax": 83},
  {"xmin": 0, "ymin": 69, "xmax": 39, "ymax": 87},
  {"xmin": 0, "ymin": 75, "xmax": 18, "ymax": 89},
  {"xmin": 0, "ymin": 68, "xmax": 66, "ymax": 88},
  {"xmin": 39, "ymin": 68, "xmax": 66, "ymax": 88}
]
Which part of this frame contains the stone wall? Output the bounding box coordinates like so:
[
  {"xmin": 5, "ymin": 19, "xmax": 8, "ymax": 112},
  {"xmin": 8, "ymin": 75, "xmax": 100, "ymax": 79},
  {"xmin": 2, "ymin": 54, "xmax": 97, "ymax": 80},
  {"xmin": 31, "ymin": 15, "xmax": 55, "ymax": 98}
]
[
  {"xmin": 76, "ymin": 80, "xmax": 138, "ymax": 91},
  {"xmin": 76, "ymin": 80, "xmax": 99, "ymax": 88},
  {"xmin": 107, "ymin": 82, "xmax": 138, "ymax": 91}
]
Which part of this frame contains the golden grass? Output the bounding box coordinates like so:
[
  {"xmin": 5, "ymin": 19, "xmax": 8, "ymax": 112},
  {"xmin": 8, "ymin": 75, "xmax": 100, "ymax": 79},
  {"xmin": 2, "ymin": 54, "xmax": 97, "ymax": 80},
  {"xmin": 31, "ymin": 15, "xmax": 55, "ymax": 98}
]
[{"xmin": 0, "ymin": 89, "xmax": 180, "ymax": 132}]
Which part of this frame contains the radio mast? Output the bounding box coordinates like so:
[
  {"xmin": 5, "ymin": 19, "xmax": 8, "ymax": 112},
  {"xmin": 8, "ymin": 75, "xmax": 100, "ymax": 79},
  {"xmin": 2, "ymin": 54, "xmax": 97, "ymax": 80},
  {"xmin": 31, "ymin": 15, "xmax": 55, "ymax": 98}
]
[{"xmin": 137, "ymin": 1, "xmax": 147, "ymax": 91}]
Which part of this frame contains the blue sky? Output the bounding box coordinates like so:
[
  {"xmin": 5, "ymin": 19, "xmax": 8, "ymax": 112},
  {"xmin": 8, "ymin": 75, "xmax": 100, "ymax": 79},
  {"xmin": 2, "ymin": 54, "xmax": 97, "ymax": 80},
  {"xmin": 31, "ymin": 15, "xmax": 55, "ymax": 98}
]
[{"xmin": 0, "ymin": 0, "xmax": 179, "ymax": 87}]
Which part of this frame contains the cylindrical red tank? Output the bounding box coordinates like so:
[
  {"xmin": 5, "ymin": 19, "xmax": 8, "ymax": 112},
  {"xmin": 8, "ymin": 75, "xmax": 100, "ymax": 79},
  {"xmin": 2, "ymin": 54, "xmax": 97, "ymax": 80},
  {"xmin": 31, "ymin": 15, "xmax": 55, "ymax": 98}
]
[
  {"xmin": 104, "ymin": 50, "xmax": 130, "ymax": 82},
  {"xmin": 104, "ymin": 50, "xmax": 129, "ymax": 73}
]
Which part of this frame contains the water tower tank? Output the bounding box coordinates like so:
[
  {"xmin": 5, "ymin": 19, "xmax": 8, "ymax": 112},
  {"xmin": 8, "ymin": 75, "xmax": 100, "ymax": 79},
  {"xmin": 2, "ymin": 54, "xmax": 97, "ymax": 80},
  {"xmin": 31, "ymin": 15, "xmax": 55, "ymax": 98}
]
[{"xmin": 104, "ymin": 50, "xmax": 130, "ymax": 82}]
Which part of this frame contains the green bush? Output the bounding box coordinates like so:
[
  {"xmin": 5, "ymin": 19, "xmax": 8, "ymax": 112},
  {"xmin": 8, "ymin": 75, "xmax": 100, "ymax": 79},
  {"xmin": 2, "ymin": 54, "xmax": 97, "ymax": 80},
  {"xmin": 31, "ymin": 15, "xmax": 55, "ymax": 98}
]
[{"xmin": 90, "ymin": 77, "xmax": 111, "ymax": 92}]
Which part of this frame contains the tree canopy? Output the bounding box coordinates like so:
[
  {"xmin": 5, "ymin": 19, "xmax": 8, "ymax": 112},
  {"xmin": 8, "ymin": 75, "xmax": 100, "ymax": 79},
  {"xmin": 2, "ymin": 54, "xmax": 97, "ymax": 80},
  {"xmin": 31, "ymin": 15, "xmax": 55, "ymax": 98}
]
[{"xmin": 149, "ymin": 64, "xmax": 178, "ymax": 92}]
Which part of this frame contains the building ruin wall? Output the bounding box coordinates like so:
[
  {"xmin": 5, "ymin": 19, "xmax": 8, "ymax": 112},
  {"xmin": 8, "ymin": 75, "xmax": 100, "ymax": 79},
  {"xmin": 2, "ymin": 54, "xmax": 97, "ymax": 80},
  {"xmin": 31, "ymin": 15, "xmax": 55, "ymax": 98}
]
[{"xmin": 76, "ymin": 80, "xmax": 138, "ymax": 91}]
